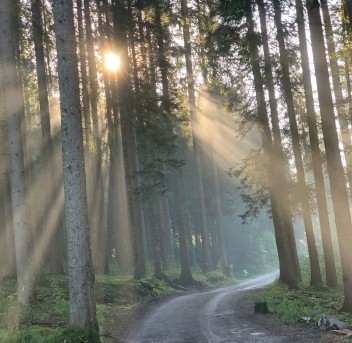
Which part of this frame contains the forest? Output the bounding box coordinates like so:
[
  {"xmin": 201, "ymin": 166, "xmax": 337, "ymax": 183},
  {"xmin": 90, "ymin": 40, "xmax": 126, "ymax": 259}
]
[{"xmin": 1, "ymin": 0, "xmax": 352, "ymax": 341}]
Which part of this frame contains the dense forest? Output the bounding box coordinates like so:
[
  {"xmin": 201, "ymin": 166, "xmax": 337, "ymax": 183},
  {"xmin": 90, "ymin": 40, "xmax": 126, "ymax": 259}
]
[{"xmin": 2, "ymin": 0, "xmax": 352, "ymax": 340}]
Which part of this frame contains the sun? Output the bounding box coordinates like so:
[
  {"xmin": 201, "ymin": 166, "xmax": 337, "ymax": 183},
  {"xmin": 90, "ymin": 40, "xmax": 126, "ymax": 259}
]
[{"xmin": 104, "ymin": 52, "xmax": 120, "ymax": 72}]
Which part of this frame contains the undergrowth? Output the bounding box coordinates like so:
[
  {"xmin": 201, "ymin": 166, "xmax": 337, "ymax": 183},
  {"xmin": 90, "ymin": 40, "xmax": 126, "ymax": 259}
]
[
  {"xmin": 0, "ymin": 264, "xmax": 236, "ymax": 342},
  {"xmin": 258, "ymin": 259, "xmax": 352, "ymax": 325}
]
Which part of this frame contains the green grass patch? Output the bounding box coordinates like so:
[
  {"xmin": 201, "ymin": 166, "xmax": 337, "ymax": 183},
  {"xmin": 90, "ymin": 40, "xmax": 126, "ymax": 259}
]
[
  {"xmin": 257, "ymin": 263, "xmax": 352, "ymax": 325},
  {"xmin": 0, "ymin": 265, "xmax": 237, "ymax": 342}
]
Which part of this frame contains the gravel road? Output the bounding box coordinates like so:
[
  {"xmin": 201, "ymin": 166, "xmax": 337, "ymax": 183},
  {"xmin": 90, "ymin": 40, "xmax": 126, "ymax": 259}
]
[{"xmin": 118, "ymin": 271, "xmax": 341, "ymax": 343}]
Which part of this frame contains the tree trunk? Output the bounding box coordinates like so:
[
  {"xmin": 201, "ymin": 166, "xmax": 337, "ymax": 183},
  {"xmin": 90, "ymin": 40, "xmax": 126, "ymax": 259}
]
[
  {"xmin": 159, "ymin": 193, "xmax": 176, "ymax": 267},
  {"xmin": 83, "ymin": 0, "xmax": 107, "ymax": 275},
  {"xmin": 295, "ymin": 0, "xmax": 337, "ymax": 288},
  {"xmin": 31, "ymin": 0, "xmax": 64, "ymax": 275},
  {"xmin": 180, "ymin": 0, "xmax": 212, "ymax": 271},
  {"xmin": 247, "ymin": 6, "xmax": 301, "ymax": 288},
  {"xmin": 53, "ymin": 0, "xmax": 99, "ymax": 333},
  {"xmin": 272, "ymin": 0, "xmax": 322, "ymax": 286},
  {"xmin": 306, "ymin": 0, "xmax": 352, "ymax": 311},
  {"xmin": 77, "ymin": 0, "xmax": 90, "ymax": 144},
  {"xmin": 0, "ymin": 0, "xmax": 34, "ymax": 303},
  {"xmin": 112, "ymin": 0, "xmax": 147, "ymax": 279},
  {"xmin": 110, "ymin": 82, "xmax": 134, "ymax": 272},
  {"xmin": 154, "ymin": 0, "xmax": 193, "ymax": 281},
  {"xmin": 149, "ymin": 201, "xmax": 164, "ymax": 279},
  {"xmin": 173, "ymin": 172, "xmax": 194, "ymax": 284},
  {"xmin": 321, "ymin": 0, "xmax": 352, "ymax": 201}
]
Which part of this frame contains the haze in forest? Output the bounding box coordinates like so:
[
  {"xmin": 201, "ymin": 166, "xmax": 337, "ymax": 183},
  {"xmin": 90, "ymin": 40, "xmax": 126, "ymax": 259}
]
[{"xmin": 2, "ymin": 0, "xmax": 352, "ymax": 341}]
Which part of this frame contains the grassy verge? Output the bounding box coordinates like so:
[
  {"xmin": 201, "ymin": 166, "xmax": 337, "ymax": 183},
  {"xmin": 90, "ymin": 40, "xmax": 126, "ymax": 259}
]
[
  {"xmin": 257, "ymin": 260, "xmax": 352, "ymax": 326},
  {"xmin": 0, "ymin": 266, "xmax": 237, "ymax": 342}
]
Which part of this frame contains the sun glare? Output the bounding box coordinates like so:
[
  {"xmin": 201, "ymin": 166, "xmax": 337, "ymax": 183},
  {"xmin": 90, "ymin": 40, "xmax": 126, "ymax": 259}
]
[{"xmin": 104, "ymin": 52, "xmax": 121, "ymax": 72}]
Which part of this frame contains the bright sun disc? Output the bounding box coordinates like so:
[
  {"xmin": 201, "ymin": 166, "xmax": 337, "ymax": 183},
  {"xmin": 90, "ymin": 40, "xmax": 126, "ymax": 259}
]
[{"xmin": 104, "ymin": 52, "xmax": 120, "ymax": 72}]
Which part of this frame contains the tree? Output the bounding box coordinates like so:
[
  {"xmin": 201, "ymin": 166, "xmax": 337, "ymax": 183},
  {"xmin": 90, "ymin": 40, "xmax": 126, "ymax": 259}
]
[
  {"xmin": 306, "ymin": 0, "xmax": 352, "ymax": 310},
  {"xmin": 0, "ymin": 0, "xmax": 34, "ymax": 304},
  {"xmin": 112, "ymin": 0, "xmax": 147, "ymax": 279},
  {"xmin": 31, "ymin": 0, "xmax": 64, "ymax": 275},
  {"xmin": 295, "ymin": 0, "xmax": 337, "ymax": 288},
  {"xmin": 52, "ymin": 0, "xmax": 99, "ymax": 334},
  {"xmin": 245, "ymin": 2, "xmax": 301, "ymax": 287},
  {"xmin": 154, "ymin": 0, "xmax": 194, "ymax": 283},
  {"xmin": 272, "ymin": 0, "xmax": 322, "ymax": 286},
  {"xmin": 180, "ymin": 0, "xmax": 212, "ymax": 271},
  {"xmin": 321, "ymin": 0, "xmax": 352, "ymax": 201}
]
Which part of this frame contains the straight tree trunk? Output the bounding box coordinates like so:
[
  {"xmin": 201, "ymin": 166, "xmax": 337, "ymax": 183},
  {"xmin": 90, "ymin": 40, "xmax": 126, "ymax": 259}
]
[
  {"xmin": 31, "ymin": 0, "xmax": 64, "ymax": 275},
  {"xmin": 295, "ymin": 0, "xmax": 337, "ymax": 288},
  {"xmin": 149, "ymin": 201, "xmax": 164, "ymax": 279},
  {"xmin": 77, "ymin": 0, "xmax": 91, "ymax": 144},
  {"xmin": 52, "ymin": 0, "xmax": 99, "ymax": 333},
  {"xmin": 247, "ymin": 6, "xmax": 301, "ymax": 288},
  {"xmin": 112, "ymin": 0, "xmax": 147, "ymax": 279},
  {"xmin": 110, "ymin": 84, "xmax": 134, "ymax": 272},
  {"xmin": 0, "ymin": 0, "xmax": 34, "ymax": 303},
  {"xmin": 96, "ymin": 0, "xmax": 133, "ymax": 273},
  {"xmin": 272, "ymin": 0, "xmax": 322, "ymax": 286},
  {"xmin": 159, "ymin": 193, "xmax": 176, "ymax": 267},
  {"xmin": 321, "ymin": 0, "xmax": 352, "ymax": 201},
  {"xmin": 306, "ymin": 0, "xmax": 352, "ymax": 311},
  {"xmin": 0, "ymin": 86, "xmax": 16, "ymax": 278},
  {"xmin": 199, "ymin": 86, "xmax": 229, "ymax": 275},
  {"xmin": 180, "ymin": 0, "xmax": 212, "ymax": 271},
  {"xmin": 83, "ymin": 0, "xmax": 107, "ymax": 274},
  {"xmin": 154, "ymin": 0, "xmax": 193, "ymax": 283}
]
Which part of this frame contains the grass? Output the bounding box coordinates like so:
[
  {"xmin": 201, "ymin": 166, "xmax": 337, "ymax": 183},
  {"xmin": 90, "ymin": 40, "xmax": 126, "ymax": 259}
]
[
  {"xmin": 0, "ymin": 264, "xmax": 237, "ymax": 342},
  {"xmin": 257, "ymin": 259, "xmax": 352, "ymax": 326}
]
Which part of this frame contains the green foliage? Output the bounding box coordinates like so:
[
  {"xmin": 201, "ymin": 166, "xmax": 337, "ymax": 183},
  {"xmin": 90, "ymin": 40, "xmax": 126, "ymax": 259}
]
[
  {"xmin": 49, "ymin": 280, "xmax": 69, "ymax": 316},
  {"xmin": 0, "ymin": 267, "xmax": 236, "ymax": 342},
  {"xmin": 13, "ymin": 327, "xmax": 58, "ymax": 343},
  {"xmin": 95, "ymin": 277, "xmax": 174, "ymax": 305},
  {"xmin": 56, "ymin": 326, "xmax": 100, "ymax": 343},
  {"xmin": 258, "ymin": 261, "xmax": 352, "ymax": 325},
  {"xmin": 191, "ymin": 271, "xmax": 235, "ymax": 288}
]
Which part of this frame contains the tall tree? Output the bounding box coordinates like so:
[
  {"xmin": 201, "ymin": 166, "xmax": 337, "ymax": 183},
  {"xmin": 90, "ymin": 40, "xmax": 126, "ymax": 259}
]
[
  {"xmin": 96, "ymin": 0, "xmax": 134, "ymax": 272},
  {"xmin": 306, "ymin": 0, "xmax": 352, "ymax": 310},
  {"xmin": 112, "ymin": 0, "xmax": 147, "ymax": 279},
  {"xmin": 0, "ymin": 0, "xmax": 34, "ymax": 303},
  {"xmin": 154, "ymin": 0, "xmax": 194, "ymax": 284},
  {"xmin": 295, "ymin": 0, "xmax": 337, "ymax": 288},
  {"xmin": 180, "ymin": 0, "xmax": 212, "ymax": 271},
  {"xmin": 246, "ymin": 2, "xmax": 301, "ymax": 287},
  {"xmin": 272, "ymin": 0, "xmax": 322, "ymax": 286},
  {"xmin": 321, "ymin": 0, "xmax": 352, "ymax": 201},
  {"xmin": 31, "ymin": 0, "xmax": 64, "ymax": 275},
  {"xmin": 52, "ymin": 0, "xmax": 99, "ymax": 334}
]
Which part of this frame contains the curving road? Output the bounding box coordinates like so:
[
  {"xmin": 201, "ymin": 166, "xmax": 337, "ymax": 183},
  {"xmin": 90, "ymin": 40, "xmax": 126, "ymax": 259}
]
[{"xmin": 126, "ymin": 271, "xmax": 285, "ymax": 343}]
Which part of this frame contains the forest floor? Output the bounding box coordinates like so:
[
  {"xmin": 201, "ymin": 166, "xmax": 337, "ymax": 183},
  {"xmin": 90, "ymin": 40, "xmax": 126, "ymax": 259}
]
[{"xmin": 115, "ymin": 272, "xmax": 349, "ymax": 342}]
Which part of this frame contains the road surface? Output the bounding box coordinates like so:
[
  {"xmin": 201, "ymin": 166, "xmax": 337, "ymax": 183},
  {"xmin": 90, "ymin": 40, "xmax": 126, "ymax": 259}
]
[{"xmin": 125, "ymin": 271, "xmax": 293, "ymax": 343}]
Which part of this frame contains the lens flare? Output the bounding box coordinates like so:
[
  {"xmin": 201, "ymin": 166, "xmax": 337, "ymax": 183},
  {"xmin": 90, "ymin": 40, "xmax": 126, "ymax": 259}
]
[{"xmin": 104, "ymin": 52, "xmax": 120, "ymax": 72}]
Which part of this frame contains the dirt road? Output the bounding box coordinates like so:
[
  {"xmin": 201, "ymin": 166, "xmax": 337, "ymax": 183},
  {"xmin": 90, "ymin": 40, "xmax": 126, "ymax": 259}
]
[{"xmin": 119, "ymin": 271, "xmax": 340, "ymax": 342}]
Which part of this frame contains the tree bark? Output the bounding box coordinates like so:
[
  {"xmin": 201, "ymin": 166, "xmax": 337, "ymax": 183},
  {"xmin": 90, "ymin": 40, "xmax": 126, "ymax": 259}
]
[
  {"xmin": 247, "ymin": 6, "xmax": 301, "ymax": 288},
  {"xmin": 295, "ymin": 0, "xmax": 337, "ymax": 288},
  {"xmin": 321, "ymin": 0, "xmax": 352, "ymax": 201},
  {"xmin": 154, "ymin": 0, "xmax": 193, "ymax": 282},
  {"xmin": 112, "ymin": 0, "xmax": 147, "ymax": 279},
  {"xmin": 306, "ymin": 0, "xmax": 352, "ymax": 310},
  {"xmin": 180, "ymin": 0, "xmax": 212, "ymax": 271},
  {"xmin": 0, "ymin": 0, "xmax": 34, "ymax": 303},
  {"xmin": 77, "ymin": 0, "xmax": 91, "ymax": 144},
  {"xmin": 272, "ymin": 0, "xmax": 322, "ymax": 286},
  {"xmin": 31, "ymin": 0, "xmax": 64, "ymax": 275},
  {"xmin": 53, "ymin": 0, "xmax": 99, "ymax": 333}
]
